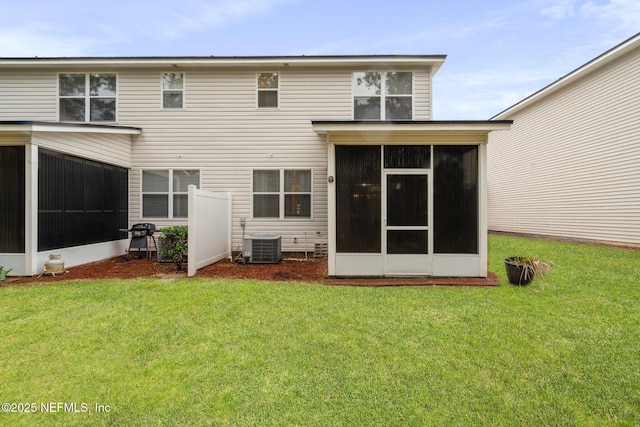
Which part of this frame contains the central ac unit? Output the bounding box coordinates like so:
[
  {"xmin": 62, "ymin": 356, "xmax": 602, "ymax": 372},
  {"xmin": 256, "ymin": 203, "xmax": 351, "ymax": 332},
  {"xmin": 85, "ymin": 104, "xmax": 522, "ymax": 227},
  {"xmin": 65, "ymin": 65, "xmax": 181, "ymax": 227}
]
[{"xmin": 243, "ymin": 234, "xmax": 281, "ymax": 264}]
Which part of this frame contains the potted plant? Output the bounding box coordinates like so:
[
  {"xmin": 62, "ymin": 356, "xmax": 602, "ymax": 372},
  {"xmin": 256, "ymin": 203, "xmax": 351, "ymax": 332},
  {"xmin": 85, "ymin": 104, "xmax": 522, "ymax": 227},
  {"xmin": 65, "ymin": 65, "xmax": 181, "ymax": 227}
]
[
  {"xmin": 504, "ymin": 256, "xmax": 552, "ymax": 285},
  {"xmin": 159, "ymin": 226, "xmax": 188, "ymax": 271}
]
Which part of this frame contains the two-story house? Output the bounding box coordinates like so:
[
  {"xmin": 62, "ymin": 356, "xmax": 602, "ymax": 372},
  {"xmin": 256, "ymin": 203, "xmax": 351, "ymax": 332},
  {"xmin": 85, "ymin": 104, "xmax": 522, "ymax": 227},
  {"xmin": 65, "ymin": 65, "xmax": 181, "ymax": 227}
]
[{"xmin": 0, "ymin": 55, "xmax": 510, "ymax": 277}]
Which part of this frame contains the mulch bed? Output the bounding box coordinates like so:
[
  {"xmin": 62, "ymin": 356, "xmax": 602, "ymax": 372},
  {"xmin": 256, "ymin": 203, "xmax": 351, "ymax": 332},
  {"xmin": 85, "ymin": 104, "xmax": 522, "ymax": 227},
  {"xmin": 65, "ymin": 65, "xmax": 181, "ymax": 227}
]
[
  {"xmin": 4, "ymin": 255, "xmax": 498, "ymax": 287},
  {"xmin": 4, "ymin": 255, "xmax": 329, "ymax": 286}
]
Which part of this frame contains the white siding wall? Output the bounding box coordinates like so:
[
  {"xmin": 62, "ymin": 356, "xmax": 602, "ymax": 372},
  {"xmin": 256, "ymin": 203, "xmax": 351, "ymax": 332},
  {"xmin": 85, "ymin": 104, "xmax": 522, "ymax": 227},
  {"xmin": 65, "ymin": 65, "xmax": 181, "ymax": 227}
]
[
  {"xmin": 0, "ymin": 70, "xmax": 57, "ymax": 121},
  {"xmin": 488, "ymin": 46, "xmax": 640, "ymax": 245},
  {"xmin": 1, "ymin": 64, "xmax": 434, "ymax": 254},
  {"xmin": 118, "ymin": 67, "xmax": 432, "ymax": 253},
  {"xmin": 414, "ymin": 67, "xmax": 432, "ymax": 120},
  {"xmin": 32, "ymin": 132, "xmax": 132, "ymax": 168}
]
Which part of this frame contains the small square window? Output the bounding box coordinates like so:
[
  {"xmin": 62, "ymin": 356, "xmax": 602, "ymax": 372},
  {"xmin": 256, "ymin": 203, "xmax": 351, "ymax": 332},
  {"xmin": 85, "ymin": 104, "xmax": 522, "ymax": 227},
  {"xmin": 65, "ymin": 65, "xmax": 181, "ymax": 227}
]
[
  {"xmin": 162, "ymin": 73, "xmax": 184, "ymax": 109},
  {"xmin": 258, "ymin": 72, "xmax": 278, "ymax": 108}
]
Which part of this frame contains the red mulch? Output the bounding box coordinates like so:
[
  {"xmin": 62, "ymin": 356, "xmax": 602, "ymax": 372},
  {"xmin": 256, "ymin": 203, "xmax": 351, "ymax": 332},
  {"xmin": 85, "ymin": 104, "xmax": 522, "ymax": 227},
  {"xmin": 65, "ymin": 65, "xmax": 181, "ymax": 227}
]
[{"xmin": 5, "ymin": 255, "xmax": 328, "ymax": 286}]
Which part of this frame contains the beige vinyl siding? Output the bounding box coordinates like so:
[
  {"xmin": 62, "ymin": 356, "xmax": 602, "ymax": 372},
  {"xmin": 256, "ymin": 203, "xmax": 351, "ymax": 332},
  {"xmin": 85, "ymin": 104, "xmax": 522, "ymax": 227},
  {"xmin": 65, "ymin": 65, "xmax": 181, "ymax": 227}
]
[
  {"xmin": 0, "ymin": 70, "xmax": 57, "ymax": 121},
  {"xmin": 119, "ymin": 68, "xmax": 350, "ymax": 251},
  {"xmin": 1, "ymin": 62, "xmax": 435, "ymax": 253},
  {"xmin": 488, "ymin": 45, "xmax": 640, "ymax": 245},
  {"xmin": 32, "ymin": 132, "xmax": 132, "ymax": 168},
  {"xmin": 414, "ymin": 67, "xmax": 432, "ymax": 120}
]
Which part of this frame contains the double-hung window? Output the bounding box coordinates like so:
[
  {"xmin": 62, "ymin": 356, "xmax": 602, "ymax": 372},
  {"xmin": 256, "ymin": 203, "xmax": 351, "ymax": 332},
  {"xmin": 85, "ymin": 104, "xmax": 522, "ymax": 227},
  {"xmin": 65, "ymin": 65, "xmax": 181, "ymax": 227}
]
[
  {"xmin": 59, "ymin": 73, "xmax": 117, "ymax": 122},
  {"xmin": 353, "ymin": 71, "xmax": 413, "ymax": 120},
  {"xmin": 162, "ymin": 72, "xmax": 184, "ymax": 108},
  {"xmin": 142, "ymin": 169, "xmax": 200, "ymax": 218},
  {"xmin": 253, "ymin": 169, "xmax": 311, "ymax": 218},
  {"xmin": 257, "ymin": 72, "xmax": 279, "ymax": 108}
]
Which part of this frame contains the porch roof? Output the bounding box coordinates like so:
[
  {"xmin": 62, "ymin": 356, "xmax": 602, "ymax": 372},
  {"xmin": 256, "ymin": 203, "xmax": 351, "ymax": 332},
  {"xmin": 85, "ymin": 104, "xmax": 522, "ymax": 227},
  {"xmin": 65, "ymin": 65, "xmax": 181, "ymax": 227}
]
[
  {"xmin": 311, "ymin": 120, "xmax": 512, "ymax": 137},
  {"xmin": 0, "ymin": 121, "xmax": 141, "ymax": 135}
]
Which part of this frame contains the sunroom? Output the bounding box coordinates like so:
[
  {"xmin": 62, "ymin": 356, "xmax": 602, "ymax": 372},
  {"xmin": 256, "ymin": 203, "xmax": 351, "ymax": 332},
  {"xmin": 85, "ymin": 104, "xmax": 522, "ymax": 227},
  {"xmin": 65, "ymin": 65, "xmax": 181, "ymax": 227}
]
[
  {"xmin": 313, "ymin": 120, "xmax": 511, "ymax": 278},
  {"xmin": 0, "ymin": 121, "xmax": 139, "ymax": 276}
]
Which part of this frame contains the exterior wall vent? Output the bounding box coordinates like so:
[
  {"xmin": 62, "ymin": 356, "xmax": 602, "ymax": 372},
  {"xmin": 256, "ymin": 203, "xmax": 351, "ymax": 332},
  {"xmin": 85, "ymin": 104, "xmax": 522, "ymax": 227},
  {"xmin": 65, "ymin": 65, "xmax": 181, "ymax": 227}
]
[{"xmin": 243, "ymin": 234, "xmax": 281, "ymax": 264}]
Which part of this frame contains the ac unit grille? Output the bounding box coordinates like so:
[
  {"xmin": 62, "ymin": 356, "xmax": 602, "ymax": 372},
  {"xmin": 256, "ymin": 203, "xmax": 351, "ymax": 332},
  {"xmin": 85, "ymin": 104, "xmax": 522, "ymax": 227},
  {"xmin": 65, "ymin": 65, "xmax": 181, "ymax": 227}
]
[{"xmin": 243, "ymin": 234, "xmax": 281, "ymax": 264}]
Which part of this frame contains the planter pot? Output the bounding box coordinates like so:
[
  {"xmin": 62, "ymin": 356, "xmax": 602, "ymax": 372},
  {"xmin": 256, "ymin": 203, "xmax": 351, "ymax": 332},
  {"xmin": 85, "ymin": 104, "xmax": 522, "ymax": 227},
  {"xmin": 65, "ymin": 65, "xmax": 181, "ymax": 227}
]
[{"xmin": 504, "ymin": 257, "xmax": 534, "ymax": 286}]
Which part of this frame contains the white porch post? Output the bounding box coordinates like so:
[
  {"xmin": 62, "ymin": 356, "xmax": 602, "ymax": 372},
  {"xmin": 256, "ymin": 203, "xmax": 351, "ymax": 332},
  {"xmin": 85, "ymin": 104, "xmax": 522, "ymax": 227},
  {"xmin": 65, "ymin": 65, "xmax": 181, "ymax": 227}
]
[
  {"xmin": 327, "ymin": 141, "xmax": 336, "ymax": 276},
  {"xmin": 479, "ymin": 142, "xmax": 488, "ymax": 277},
  {"xmin": 25, "ymin": 143, "xmax": 38, "ymax": 276}
]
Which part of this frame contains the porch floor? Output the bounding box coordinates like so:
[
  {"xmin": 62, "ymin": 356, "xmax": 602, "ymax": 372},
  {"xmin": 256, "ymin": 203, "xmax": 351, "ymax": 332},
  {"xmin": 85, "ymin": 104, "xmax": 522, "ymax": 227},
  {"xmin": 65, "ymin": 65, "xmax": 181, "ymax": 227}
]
[{"xmin": 323, "ymin": 272, "xmax": 500, "ymax": 287}]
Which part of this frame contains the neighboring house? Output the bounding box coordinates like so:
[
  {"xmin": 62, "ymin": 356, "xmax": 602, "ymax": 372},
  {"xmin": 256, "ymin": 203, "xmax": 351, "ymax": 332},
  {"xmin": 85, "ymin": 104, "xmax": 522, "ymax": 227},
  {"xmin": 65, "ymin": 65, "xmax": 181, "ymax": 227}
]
[
  {"xmin": 488, "ymin": 33, "xmax": 640, "ymax": 246},
  {"xmin": 0, "ymin": 55, "xmax": 510, "ymax": 277}
]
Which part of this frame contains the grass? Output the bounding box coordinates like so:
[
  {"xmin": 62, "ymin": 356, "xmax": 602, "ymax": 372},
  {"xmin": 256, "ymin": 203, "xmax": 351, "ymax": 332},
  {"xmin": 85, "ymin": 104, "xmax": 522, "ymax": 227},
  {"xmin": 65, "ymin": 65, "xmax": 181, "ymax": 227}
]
[{"xmin": 1, "ymin": 234, "xmax": 639, "ymax": 426}]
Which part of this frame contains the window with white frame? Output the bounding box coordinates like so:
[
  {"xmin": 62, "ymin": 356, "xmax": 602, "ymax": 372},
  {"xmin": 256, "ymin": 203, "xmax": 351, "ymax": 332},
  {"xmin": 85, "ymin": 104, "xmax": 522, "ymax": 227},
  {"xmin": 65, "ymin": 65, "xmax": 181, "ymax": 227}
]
[
  {"xmin": 162, "ymin": 72, "xmax": 184, "ymax": 108},
  {"xmin": 59, "ymin": 73, "xmax": 117, "ymax": 122},
  {"xmin": 257, "ymin": 72, "xmax": 278, "ymax": 108},
  {"xmin": 253, "ymin": 169, "xmax": 311, "ymax": 218},
  {"xmin": 353, "ymin": 71, "xmax": 412, "ymax": 120},
  {"xmin": 142, "ymin": 169, "xmax": 200, "ymax": 218}
]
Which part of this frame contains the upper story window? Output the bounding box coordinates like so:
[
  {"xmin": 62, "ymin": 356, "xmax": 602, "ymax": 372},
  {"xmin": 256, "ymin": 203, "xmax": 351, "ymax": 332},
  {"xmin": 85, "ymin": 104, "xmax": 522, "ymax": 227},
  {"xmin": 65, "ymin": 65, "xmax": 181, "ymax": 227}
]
[
  {"xmin": 253, "ymin": 169, "xmax": 312, "ymax": 218},
  {"xmin": 257, "ymin": 72, "xmax": 279, "ymax": 108},
  {"xmin": 353, "ymin": 71, "xmax": 413, "ymax": 120},
  {"xmin": 142, "ymin": 169, "xmax": 200, "ymax": 218},
  {"xmin": 59, "ymin": 73, "xmax": 116, "ymax": 122},
  {"xmin": 162, "ymin": 72, "xmax": 184, "ymax": 109}
]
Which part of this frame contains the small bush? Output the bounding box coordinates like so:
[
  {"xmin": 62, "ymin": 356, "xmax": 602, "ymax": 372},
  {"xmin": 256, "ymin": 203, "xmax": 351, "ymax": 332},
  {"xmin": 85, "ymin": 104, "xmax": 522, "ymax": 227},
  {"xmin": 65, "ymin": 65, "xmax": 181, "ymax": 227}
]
[{"xmin": 160, "ymin": 226, "xmax": 188, "ymax": 270}]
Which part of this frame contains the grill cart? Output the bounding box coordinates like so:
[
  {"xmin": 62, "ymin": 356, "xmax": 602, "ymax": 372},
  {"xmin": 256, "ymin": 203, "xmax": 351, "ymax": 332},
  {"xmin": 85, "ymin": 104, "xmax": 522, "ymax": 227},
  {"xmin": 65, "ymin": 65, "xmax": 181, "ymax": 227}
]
[{"xmin": 120, "ymin": 223, "xmax": 158, "ymax": 261}]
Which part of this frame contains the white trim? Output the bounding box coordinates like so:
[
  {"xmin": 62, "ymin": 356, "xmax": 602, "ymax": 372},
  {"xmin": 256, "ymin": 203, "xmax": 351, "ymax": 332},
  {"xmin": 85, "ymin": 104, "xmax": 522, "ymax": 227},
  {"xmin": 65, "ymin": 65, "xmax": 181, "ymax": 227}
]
[
  {"xmin": 313, "ymin": 122, "xmax": 512, "ymax": 135},
  {"xmin": 25, "ymin": 144, "xmax": 38, "ymax": 276},
  {"xmin": 327, "ymin": 142, "xmax": 337, "ymax": 276},
  {"xmin": 0, "ymin": 122, "xmax": 140, "ymax": 135},
  {"xmin": 1, "ymin": 56, "xmax": 446, "ymax": 73},
  {"xmin": 478, "ymin": 143, "xmax": 488, "ymax": 277}
]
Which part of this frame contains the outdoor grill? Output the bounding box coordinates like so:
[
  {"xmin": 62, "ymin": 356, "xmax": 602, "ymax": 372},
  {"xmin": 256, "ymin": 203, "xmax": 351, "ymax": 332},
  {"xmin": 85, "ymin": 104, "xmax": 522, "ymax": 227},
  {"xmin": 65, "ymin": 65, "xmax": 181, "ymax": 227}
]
[{"xmin": 120, "ymin": 223, "xmax": 158, "ymax": 261}]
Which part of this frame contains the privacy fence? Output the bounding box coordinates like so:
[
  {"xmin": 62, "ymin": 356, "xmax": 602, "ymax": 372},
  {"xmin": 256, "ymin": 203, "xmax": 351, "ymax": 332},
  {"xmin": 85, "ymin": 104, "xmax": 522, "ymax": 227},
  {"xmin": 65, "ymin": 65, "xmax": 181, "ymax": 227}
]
[{"xmin": 187, "ymin": 186, "xmax": 232, "ymax": 277}]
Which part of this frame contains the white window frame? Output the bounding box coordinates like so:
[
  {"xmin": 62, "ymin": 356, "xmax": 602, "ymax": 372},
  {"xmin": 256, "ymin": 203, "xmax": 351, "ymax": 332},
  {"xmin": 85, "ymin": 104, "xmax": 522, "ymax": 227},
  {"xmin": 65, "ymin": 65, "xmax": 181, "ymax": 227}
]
[
  {"xmin": 140, "ymin": 168, "xmax": 201, "ymax": 219},
  {"xmin": 352, "ymin": 71, "xmax": 413, "ymax": 120},
  {"xmin": 257, "ymin": 72, "xmax": 279, "ymax": 108},
  {"xmin": 252, "ymin": 168, "xmax": 313, "ymax": 219},
  {"xmin": 161, "ymin": 72, "xmax": 185, "ymax": 109},
  {"xmin": 58, "ymin": 72, "xmax": 118, "ymax": 122}
]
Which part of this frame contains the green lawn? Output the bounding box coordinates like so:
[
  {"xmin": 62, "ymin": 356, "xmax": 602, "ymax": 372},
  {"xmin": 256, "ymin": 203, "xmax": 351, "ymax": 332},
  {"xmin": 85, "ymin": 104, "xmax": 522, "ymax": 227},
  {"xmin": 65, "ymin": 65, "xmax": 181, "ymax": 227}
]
[{"xmin": 1, "ymin": 234, "xmax": 639, "ymax": 426}]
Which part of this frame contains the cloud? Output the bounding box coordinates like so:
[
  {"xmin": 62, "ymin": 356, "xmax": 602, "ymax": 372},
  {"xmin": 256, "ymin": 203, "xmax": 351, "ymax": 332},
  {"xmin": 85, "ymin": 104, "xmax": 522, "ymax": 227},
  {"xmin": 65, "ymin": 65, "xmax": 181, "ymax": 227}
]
[
  {"xmin": 0, "ymin": 0, "xmax": 294, "ymax": 56},
  {"xmin": 580, "ymin": 0, "xmax": 640, "ymax": 34},
  {"xmin": 138, "ymin": 0, "xmax": 294, "ymax": 40},
  {"xmin": 0, "ymin": 25, "xmax": 96, "ymax": 57},
  {"xmin": 434, "ymin": 67, "xmax": 557, "ymax": 119},
  {"xmin": 540, "ymin": 0, "xmax": 576, "ymax": 20}
]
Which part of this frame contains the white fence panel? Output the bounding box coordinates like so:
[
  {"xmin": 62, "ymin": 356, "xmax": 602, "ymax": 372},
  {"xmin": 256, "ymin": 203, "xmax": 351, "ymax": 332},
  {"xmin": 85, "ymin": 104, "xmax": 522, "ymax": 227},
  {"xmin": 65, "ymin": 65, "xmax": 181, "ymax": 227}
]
[{"xmin": 188, "ymin": 185, "xmax": 232, "ymax": 277}]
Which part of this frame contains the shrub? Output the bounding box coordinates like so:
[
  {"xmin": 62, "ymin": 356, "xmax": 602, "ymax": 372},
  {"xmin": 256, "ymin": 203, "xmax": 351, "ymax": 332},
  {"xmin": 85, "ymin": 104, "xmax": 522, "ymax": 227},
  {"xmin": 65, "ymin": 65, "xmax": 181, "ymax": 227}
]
[{"xmin": 159, "ymin": 226, "xmax": 188, "ymax": 271}]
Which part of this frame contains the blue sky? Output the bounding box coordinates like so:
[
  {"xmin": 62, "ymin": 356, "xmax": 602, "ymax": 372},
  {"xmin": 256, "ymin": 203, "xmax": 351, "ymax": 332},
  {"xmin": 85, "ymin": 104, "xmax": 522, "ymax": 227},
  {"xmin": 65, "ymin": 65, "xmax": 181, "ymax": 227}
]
[{"xmin": 1, "ymin": 0, "xmax": 638, "ymax": 119}]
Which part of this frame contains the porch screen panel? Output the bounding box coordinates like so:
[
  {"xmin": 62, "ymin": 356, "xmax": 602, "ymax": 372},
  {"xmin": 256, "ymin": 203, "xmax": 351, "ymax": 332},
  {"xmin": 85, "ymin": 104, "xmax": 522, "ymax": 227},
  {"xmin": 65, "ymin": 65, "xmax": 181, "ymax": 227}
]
[
  {"xmin": 0, "ymin": 147, "xmax": 25, "ymax": 253},
  {"xmin": 433, "ymin": 145, "xmax": 478, "ymax": 254},
  {"xmin": 384, "ymin": 145, "xmax": 430, "ymax": 169},
  {"xmin": 335, "ymin": 145, "xmax": 381, "ymax": 253},
  {"xmin": 38, "ymin": 149, "xmax": 128, "ymax": 251}
]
